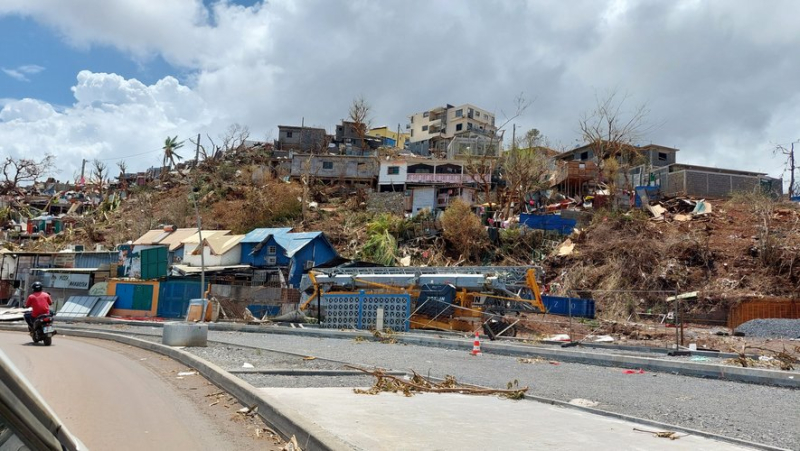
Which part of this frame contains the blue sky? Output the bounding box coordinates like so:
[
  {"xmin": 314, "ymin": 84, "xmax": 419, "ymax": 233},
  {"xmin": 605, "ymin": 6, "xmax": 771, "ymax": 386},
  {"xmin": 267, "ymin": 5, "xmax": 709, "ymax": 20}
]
[
  {"xmin": 0, "ymin": 0, "xmax": 798, "ymax": 189},
  {"xmin": 0, "ymin": 15, "xmax": 176, "ymax": 107}
]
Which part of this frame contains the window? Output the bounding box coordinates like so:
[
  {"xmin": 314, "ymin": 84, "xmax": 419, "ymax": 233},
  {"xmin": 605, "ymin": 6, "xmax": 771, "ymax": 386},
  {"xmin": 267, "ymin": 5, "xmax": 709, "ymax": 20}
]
[
  {"xmin": 387, "ymin": 166, "xmax": 400, "ymax": 175},
  {"xmin": 455, "ymin": 109, "xmax": 463, "ymax": 117},
  {"xmin": 410, "ymin": 116, "xmax": 414, "ymax": 123},
  {"xmin": 658, "ymin": 152, "xmax": 668, "ymax": 161},
  {"xmin": 422, "ymin": 125, "xmax": 429, "ymax": 131},
  {"xmin": 322, "ymin": 161, "xmax": 334, "ymax": 170},
  {"xmin": 475, "ymin": 111, "xmax": 480, "ymax": 118},
  {"xmin": 456, "ymin": 123, "xmax": 463, "ymax": 131},
  {"xmin": 467, "ymin": 122, "xmax": 474, "ymax": 130},
  {"xmin": 410, "ymin": 129, "xmax": 414, "ymax": 137},
  {"xmin": 267, "ymin": 246, "xmax": 277, "ymax": 255},
  {"xmin": 286, "ymin": 131, "xmax": 293, "ymax": 138},
  {"xmin": 580, "ymin": 151, "xmax": 589, "ymax": 160},
  {"xmin": 423, "ymin": 112, "xmax": 429, "ymax": 118},
  {"xmin": 266, "ymin": 256, "xmax": 277, "ymax": 265}
]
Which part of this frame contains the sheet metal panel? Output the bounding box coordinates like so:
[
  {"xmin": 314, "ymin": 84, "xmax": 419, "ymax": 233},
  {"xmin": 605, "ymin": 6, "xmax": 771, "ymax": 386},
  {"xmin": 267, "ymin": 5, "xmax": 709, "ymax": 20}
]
[
  {"xmin": 56, "ymin": 296, "xmax": 100, "ymax": 318},
  {"xmin": 88, "ymin": 296, "xmax": 118, "ymax": 317}
]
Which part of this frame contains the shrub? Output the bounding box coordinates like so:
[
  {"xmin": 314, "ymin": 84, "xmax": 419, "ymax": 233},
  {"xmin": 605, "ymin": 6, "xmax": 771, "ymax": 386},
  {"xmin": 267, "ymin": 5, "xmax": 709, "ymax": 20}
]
[{"xmin": 441, "ymin": 199, "xmax": 488, "ymax": 261}]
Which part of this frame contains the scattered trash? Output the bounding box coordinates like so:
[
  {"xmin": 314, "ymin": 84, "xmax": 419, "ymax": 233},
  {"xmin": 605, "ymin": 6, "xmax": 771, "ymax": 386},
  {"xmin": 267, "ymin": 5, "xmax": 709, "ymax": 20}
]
[
  {"xmin": 283, "ymin": 435, "xmax": 303, "ymax": 451},
  {"xmin": 633, "ymin": 428, "xmax": 682, "ymax": 440},
  {"xmin": 622, "ymin": 369, "xmax": 645, "ymax": 374},
  {"xmin": 549, "ymin": 361, "xmax": 560, "ymax": 365},
  {"xmin": 242, "ymin": 362, "xmax": 255, "ymax": 368},
  {"xmin": 758, "ymin": 356, "xmax": 775, "ymax": 362},
  {"xmin": 691, "ymin": 200, "xmax": 712, "ymax": 216},
  {"xmin": 238, "ymin": 405, "xmax": 258, "ymax": 416},
  {"xmin": 177, "ymin": 371, "xmax": 197, "ymax": 377},
  {"xmin": 209, "ymin": 401, "xmax": 219, "ymax": 407},
  {"xmin": 556, "ymin": 239, "xmax": 575, "ymax": 256},
  {"xmin": 547, "ymin": 334, "xmax": 571, "ymax": 342},
  {"xmin": 673, "ymin": 214, "xmax": 692, "ymax": 222},
  {"xmin": 592, "ymin": 335, "xmax": 614, "ymax": 343},
  {"xmin": 517, "ymin": 357, "xmax": 546, "ymax": 364},
  {"xmin": 399, "ymin": 255, "xmax": 412, "ymax": 267},
  {"xmin": 569, "ymin": 398, "xmax": 599, "ymax": 407}
]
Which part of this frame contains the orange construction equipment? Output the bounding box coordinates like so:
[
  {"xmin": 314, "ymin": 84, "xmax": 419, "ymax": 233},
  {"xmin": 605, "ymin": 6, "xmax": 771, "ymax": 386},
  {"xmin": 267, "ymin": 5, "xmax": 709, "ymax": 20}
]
[{"xmin": 471, "ymin": 331, "xmax": 482, "ymax": 356}]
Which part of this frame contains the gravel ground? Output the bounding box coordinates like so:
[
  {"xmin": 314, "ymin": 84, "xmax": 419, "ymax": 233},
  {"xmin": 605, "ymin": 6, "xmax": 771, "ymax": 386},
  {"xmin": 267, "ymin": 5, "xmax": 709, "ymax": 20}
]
[
  {"xmin": 63, "ymin": 324, "xmax": 800, "ymax": 450},
  {"xmin": 238, "ymin": 374, "xmax": 375, "ymax": 388},
  {"xmin": 736, "ymin": 319, "xmax": 800, "ymax": 339}
]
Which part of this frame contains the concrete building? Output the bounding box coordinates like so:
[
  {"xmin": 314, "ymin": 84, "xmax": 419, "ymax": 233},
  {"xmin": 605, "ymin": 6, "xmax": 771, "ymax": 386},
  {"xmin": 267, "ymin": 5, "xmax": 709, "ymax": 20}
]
[
  {"xmin": 368, "ymin": 126, "xmax": 410, "ymax": 148},
  {"xmin": 290, "ymin": 154, "xmax": 378, "ymax": 185},
  {"xmin": 334, "ymin": 121, "xmax": 381, "ymax": 154},
  {"xmin": 407, "ymin": 103, "xmax": 499, "ymax": 158},
  {"xmin": 275, "ymin": 125, "xmax": 329, "ymax": 153},
  {"xmin": 377, "ymin": 158, "xmax": 489, "ymax": 192}
]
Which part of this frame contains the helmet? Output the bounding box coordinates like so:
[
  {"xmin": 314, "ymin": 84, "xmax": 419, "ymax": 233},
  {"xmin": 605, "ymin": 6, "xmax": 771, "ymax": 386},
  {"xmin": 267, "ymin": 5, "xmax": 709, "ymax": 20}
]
[{"xmin": 31, "ymin": 281, "xmax": 43, "ymax": 292}]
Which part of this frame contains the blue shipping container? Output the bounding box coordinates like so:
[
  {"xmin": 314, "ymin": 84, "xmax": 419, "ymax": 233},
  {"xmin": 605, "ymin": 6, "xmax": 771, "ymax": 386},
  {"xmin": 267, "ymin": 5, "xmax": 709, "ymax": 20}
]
[{"xmin": 541, "ymin": 295, "xmax": 595, "ymax": 319}]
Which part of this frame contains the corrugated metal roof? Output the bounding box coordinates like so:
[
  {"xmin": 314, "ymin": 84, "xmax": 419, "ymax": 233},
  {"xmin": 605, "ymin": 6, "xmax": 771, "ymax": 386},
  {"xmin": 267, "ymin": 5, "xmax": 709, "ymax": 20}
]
[
  {"xmin": 158, "ymin": 228, "xmax": 201, "ymax": 251},
  {"xmin": 202, "ymin": 234, "xmax": 245, "ymax": 255},
  {"xmin": 275, "ymin": 232, "xmax": 322, "ymax": 257},
  {"xmin": 133, "ymin": 229, "xmax": 170, "ymax": 245},
  {"xmin": 240, "ymin": 227, "xmax": 293, "ymax": 244},
  {"xmin": 182, "ymin": 230, "xmax": 230, "ymax": 254},
  {"xmin": 173, "ymin": 264, "xmax": 251, "ymax": 274}
]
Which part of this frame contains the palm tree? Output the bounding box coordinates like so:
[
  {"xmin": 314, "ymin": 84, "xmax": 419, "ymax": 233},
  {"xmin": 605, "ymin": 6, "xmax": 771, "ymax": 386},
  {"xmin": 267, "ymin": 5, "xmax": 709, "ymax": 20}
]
[{"xmin": 162, "ymin": 136, "xmax": 184, "ymax": 178}]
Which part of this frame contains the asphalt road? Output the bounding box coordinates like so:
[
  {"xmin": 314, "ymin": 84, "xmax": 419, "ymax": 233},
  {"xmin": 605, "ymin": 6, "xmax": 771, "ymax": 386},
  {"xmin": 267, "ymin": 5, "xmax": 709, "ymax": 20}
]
[{"xmin": 0, "ymin": 331, "xmax": 275, "ymax": 451}]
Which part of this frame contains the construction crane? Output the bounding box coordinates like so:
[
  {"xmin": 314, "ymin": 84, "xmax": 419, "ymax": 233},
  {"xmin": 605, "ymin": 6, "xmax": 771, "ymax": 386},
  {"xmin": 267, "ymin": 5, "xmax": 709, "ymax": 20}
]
[{"xmin": 299, "ymin": 266, "xmax": 546, "ymax": 339}]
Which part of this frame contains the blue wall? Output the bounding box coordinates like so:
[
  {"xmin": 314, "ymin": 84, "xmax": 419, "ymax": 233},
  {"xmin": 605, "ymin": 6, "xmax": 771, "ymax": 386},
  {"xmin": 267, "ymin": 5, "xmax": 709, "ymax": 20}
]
[
  {"xmin": 158, "ymin": 279, "xmax": 202, "ymax": 318},
  {"xmin": 241, "ymin": 236, "xmax": 290, "ymax": 267},
  {"xmin": 287, "ymin": 237, "xmax": 338, "ymax": 287}
]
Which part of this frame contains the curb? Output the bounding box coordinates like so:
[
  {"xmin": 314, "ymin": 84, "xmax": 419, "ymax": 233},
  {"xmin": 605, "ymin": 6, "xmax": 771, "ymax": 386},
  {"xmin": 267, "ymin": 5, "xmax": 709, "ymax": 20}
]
[
  {"xmin": 0, "ymin": 325, "xmax": 352, "ymax": 451},
  {"xmin": 54, "ymin": 319, "xmax": 800, "ymax": 388}
]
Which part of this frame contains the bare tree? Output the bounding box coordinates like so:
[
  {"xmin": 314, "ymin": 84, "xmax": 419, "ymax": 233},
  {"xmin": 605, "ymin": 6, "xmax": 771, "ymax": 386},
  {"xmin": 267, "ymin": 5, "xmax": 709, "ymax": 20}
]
[
  {"xmin": 774, "ymin": 141, "xmax": 797, "ymax": 198},
  {"xmin": 498, "ymin": 129, "xmax": 552, "ymax": 217},
  {"xmin": 116, "ymin": 160, "xmax": 128, "ymax": 190},
  {"xmin": 91, "ymin": 159, "xmax": 108, "ymax": 196},
  {"xmin": 221, "ymin": 123, "xmax": 250, "ymax": 153},
  {"xmin": 348, "ymin": 96, "xmax": 372, "ymax": 154},
  {"xmin": 578, "ymin": 90, "xmax": 652, "ymax": 201},
  {"xmin": 463, "ymin": 93, "xmax": 532, "ymax": 207},
  {"xmin": 1, "ymin": 155, "xmax": 55, "ymax": 195}
]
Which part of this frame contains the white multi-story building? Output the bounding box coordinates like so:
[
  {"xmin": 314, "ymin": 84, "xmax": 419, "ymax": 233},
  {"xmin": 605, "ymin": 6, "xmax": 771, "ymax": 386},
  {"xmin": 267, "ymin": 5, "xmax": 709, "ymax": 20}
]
[{"xmin": 407, "ymin": 103, "xmax": 500, "ymax": 158}]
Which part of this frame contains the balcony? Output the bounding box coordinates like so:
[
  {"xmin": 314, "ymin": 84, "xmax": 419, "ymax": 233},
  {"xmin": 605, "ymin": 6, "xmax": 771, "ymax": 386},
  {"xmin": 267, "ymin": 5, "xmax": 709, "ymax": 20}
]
[{"xmin": 406, "ymin": 173, "xmax": 491, "ymax": 185}]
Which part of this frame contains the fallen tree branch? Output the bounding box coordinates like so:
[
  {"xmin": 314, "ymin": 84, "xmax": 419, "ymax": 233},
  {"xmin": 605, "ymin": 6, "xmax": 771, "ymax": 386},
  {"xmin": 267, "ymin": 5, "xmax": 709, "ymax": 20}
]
[{"xmin": 345, "ymin": 365, "xmax": 528, "ymax": 399}]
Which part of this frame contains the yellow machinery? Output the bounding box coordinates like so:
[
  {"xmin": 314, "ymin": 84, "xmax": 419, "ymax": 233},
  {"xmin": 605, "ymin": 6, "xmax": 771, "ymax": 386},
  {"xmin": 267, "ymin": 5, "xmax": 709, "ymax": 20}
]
[{"xmin": 300, "ymin": 267, "xmax": 546, "ymax": 338}]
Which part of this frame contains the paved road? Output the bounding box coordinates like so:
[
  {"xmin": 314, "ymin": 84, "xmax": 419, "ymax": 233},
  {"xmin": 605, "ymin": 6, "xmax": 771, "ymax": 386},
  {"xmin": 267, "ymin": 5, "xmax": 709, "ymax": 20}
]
[{"xmin": 0, "ymin": 331, "xmax": 265, "ymax": 451}]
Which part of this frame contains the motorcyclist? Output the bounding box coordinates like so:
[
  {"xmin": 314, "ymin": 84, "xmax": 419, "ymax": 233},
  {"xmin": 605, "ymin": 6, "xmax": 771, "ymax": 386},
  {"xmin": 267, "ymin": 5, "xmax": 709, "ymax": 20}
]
[{"xmin": 24, "ymin": 282, "xmax": 52, "ymax": 331}]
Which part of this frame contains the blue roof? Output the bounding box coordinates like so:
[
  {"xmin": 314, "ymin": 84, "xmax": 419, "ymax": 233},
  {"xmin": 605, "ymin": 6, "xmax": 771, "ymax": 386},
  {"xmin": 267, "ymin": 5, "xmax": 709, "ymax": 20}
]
[
  {"xmin": 240, "ymin": 227, "xmax": 293, "ymax": 244},
  {"xmin": 274, "ymin": 232, "xmax": 323, "ymax": 257}
]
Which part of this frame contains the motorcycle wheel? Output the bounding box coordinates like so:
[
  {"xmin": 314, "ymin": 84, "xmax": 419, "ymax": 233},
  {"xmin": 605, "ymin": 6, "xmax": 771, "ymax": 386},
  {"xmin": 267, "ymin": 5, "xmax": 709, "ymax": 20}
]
[{"xmin": 43, "ymin": 336, "xmax": 52, "ymax": 346}]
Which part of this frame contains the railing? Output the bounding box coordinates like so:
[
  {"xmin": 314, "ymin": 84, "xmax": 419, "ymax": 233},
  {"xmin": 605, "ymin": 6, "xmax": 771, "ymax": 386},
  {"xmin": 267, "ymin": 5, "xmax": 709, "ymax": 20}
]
[{"xmin": 406, "ymin": 173, "xmax": 491, "ymax": 184}]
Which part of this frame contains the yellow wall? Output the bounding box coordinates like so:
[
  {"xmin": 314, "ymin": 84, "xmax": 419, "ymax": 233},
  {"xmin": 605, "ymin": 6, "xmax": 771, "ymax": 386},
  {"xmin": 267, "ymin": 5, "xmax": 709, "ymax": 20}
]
[
  {"xmin": 369, "ymin": 127, "xmax": 410, "ymax": 148},
  {"xmin": 106, "ymin": 279, "xmax": 160, "ymax": 317}
]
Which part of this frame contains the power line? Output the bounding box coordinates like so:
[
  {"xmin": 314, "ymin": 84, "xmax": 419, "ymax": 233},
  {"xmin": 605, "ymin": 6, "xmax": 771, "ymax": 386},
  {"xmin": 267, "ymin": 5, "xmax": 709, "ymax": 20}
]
[{"xmin": 93, "ymin": 148, "xmax": 162, "ymax": 162}]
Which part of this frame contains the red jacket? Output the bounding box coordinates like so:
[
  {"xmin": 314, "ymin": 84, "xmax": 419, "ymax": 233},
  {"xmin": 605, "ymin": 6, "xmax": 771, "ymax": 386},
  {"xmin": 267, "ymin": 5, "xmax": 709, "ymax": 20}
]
[{"xmin": 26, "ymin": 292, "xmax": 52, "ymax": 317}]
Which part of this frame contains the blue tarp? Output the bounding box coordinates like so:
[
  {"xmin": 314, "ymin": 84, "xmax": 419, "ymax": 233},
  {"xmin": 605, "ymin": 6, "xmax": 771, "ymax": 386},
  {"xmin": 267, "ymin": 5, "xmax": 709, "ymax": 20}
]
[
  {"xmin": 519, "ymin": 214, "xmax": 577, "ymax": 235},
  {"xmin": 634, "ymin": 186, "xmax": 661, "ymax": 208}
]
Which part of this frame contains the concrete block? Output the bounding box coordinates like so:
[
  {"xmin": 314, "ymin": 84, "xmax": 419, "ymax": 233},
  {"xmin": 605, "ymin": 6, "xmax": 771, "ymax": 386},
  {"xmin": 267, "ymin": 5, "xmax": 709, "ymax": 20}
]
[{"xmin": 162, "ymin": 322, "xmax": 208, "ymax": 347}]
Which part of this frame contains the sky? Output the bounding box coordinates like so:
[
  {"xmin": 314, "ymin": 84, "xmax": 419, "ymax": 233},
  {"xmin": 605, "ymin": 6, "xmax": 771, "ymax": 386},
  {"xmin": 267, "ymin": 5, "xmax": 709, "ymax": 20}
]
[{"xmin": 0, "ymin": 0, "xmax": 798, "ymax": 188}]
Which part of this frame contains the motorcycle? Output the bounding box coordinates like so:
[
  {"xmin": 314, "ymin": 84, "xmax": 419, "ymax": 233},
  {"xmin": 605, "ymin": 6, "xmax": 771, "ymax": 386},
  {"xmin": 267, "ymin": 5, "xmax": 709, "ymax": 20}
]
[{"xmin": 28, "ymin": 313, "xmax": 56, "ymax": 346}]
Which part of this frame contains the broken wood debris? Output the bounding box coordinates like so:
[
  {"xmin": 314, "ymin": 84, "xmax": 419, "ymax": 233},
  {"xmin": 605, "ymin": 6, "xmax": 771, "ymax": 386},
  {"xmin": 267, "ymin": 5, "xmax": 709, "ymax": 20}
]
[
  {"xmin": 346, "ymin": 365, "xmax": 528, "ymax": 399},
  {"xmin": 633, "ymin": 428, "xmax": 682, "ymax": 440}
]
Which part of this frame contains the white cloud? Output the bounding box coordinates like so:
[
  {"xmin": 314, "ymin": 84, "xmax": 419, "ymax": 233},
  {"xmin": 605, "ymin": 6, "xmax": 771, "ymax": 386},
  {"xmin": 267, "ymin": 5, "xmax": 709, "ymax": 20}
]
[
  {"xmin": 1, "ymin": 64, "xmax": 44, "ymax": 82},
  {"xmin": 1, "ymin": 0, "xmax": 799, "ymax": 188},
  {"xmin": 0, "ymin": 71, "xmax": 217, "ymax": 181}
]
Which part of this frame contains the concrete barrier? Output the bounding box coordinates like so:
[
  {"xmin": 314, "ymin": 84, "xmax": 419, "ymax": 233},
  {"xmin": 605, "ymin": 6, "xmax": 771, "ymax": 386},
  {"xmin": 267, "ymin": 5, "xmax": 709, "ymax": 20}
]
[{"xmin": 162, "ymin": 322, "xmax": 208, "ymax": 347}]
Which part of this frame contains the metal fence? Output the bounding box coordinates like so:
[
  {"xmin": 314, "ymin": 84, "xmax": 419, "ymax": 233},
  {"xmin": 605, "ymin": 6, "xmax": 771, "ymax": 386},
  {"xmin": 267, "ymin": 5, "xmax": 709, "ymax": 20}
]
[{"xmin": 727, "ymin": 299, "xmax": 799, "ymax": 329}]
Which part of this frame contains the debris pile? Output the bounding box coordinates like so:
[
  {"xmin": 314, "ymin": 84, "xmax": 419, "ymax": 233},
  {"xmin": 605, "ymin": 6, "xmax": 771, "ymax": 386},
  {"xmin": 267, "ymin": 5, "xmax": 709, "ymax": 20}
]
[{"xmin": 348, "ymin": 366, "xmax": 528, "ymax": 399}]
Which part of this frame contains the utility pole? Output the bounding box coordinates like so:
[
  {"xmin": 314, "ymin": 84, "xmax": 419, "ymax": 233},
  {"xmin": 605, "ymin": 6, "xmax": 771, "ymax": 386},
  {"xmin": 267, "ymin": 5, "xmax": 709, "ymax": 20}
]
[
  {"xmin": 511, "ymin": 124, "xmax": 516, "ymax": 151},
  {"xmin": 80, "ymin": 159, "xmax": 86, "ymax": 184},
  {"xmin": 396, "ymin": 123, "xmax": 401, "ymax": 148},
  {"xmin": 194, "ymin": 133, "xmax": 201, "ymax": 166}
]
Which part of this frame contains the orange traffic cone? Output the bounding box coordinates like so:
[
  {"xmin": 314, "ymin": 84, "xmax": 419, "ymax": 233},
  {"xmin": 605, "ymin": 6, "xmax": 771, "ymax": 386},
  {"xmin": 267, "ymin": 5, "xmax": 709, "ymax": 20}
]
[{"xmin": 471, "ymin": 331, "xmax": 482, "ymax": 356}]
